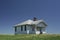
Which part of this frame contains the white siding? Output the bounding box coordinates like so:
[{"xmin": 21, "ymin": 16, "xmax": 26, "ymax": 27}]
[
  {"xmin": 17, "ymin": 26, "xmax": 21, "ymax": 32},
  {"xmin": 28, "ymin": 25, "xmax": 35, "ymax": 34},
  {"xmin": 26, "ymin": 25, "xmax": 29, "ymax": 34},
  {"xmin": 37, "ymin": 23, "xmax": 46, "ymax": 27}
]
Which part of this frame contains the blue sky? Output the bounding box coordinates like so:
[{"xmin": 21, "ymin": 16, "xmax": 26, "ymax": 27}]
[{"xmin": 0, "ymin": 0, "xmax": 60, "ymax": 34}]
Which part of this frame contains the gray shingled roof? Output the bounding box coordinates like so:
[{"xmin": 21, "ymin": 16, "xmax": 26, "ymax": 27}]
[{"xmin": 14, "ymin": 19, "xmax": 47, "ymax": 26}]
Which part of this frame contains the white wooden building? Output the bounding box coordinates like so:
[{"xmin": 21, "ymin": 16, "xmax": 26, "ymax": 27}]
[{"xmin": 14, "ymin": 17, "xmax": 47, "ymax": 34}]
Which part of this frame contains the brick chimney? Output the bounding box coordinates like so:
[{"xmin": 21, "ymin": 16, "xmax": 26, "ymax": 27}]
[{"xmin": 33, "ymin": 17, "xmax": 37, "ymax": 21}]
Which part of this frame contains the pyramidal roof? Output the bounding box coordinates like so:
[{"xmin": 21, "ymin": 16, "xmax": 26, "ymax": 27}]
[{"xmin": 14, "ymin": 19, "xmax": 45, "ymax": 26}]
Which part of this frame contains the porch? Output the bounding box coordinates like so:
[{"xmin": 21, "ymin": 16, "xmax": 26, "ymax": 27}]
[{"xmin": 35, "ymin": 27, "xmax": 44, "ymax": 34}]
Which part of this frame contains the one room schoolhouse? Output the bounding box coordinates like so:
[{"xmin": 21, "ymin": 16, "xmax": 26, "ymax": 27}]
[{"xmin": 14, "ymin": 17, "xmax": 47, "ymax": 34}]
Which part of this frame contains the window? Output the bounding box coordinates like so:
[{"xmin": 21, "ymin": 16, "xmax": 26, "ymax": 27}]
[
  {"xmin": 21, "ymin": 26, "xmax": 23, "ymax": 31},
  {"xmin": 15, "ymin": 27, "xmax": 17, "ymax": 32},
  {"xmin": 25, "ymin": 25, "xmax": 26, "ymax": 31}
]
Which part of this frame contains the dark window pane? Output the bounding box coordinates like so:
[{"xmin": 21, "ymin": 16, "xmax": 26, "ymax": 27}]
[
  {"xmin": 25, "ymin": 25, "xmax": 26, "ymax": 31},
  {"xmin": 21, "ymin": 26, "xmax": 23, "ymax": 31}
]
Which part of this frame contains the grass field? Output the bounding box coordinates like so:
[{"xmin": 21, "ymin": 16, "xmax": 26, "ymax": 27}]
[{"xmin": 0, "ymin": 34, "xmax": 60, "ymax": 40}]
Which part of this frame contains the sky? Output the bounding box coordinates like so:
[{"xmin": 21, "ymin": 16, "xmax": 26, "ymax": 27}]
[{"xmin": 0, "ymin": 0, "xmax": 60, "ymax": 34}]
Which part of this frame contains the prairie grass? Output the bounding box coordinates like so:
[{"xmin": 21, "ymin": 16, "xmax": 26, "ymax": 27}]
[{"xmin": 0, "ymin": 34, "xmax": 60, "ymax": 40}]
